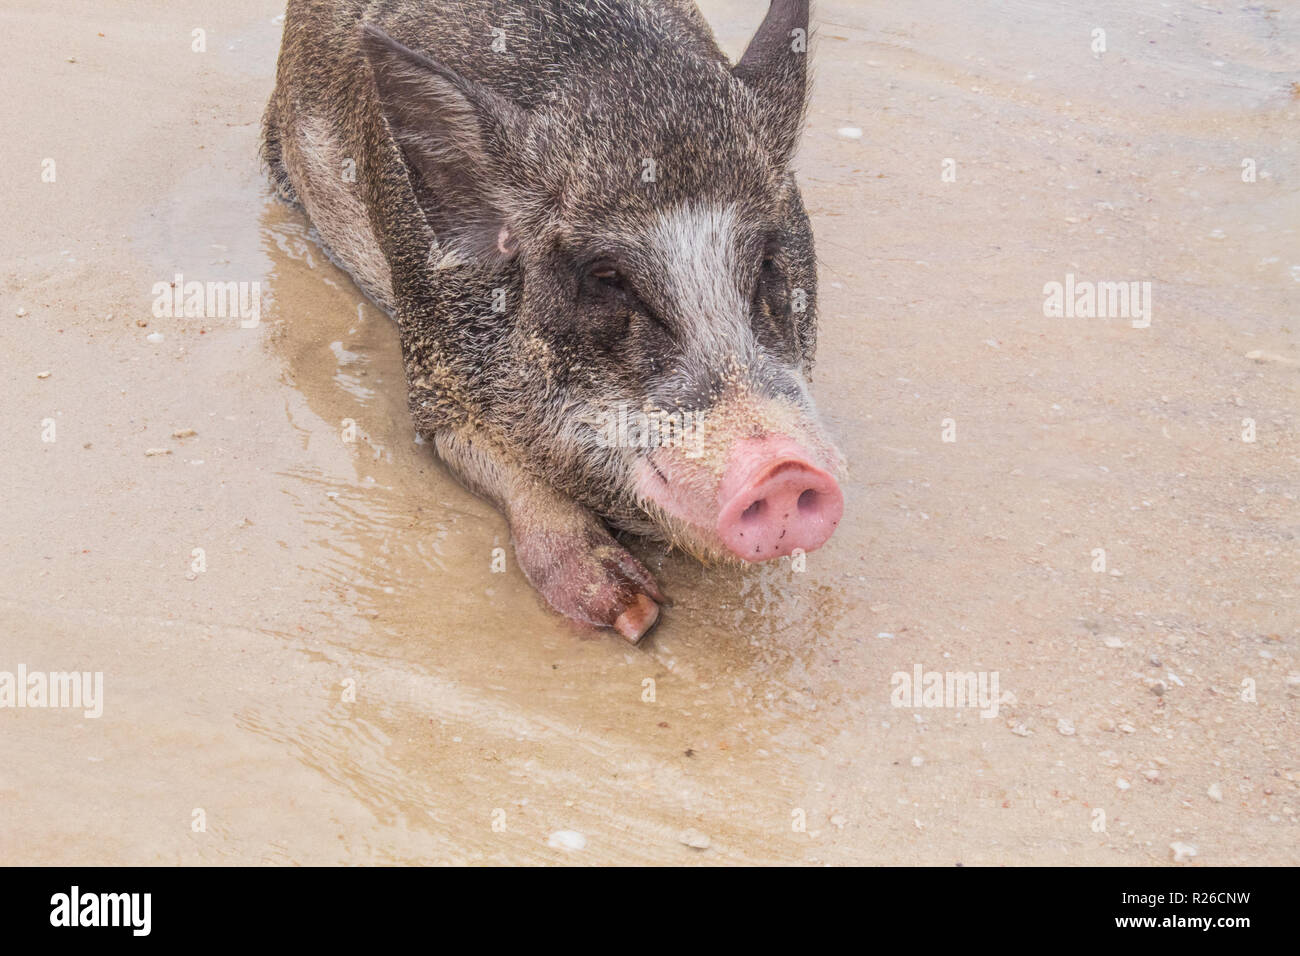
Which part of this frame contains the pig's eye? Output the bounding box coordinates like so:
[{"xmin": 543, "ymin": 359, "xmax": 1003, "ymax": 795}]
[
  {"xmin": 582, "ymin": 259, "xmax": 670, "ymax": 338},
  {"xmin": 755, "ymin": 246, "xmax": 786, "ymax": 298},
  {"xmin": 586, "ymin": 261, "xmax": 628, "ymax": 293}
]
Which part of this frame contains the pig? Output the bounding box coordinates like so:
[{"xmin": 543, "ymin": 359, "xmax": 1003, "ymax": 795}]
[{"xmin": 262, "ymin": 0, "xmax": 844, "ymax": 643}]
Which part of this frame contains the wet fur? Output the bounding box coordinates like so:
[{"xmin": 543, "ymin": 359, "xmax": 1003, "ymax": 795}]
[{"xmin": 262, "ymin": 1, "xmax": 828, "ymax": 623}]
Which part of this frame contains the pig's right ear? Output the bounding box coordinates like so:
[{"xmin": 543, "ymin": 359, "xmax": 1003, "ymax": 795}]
[{"xmin": 360, "ymin": 24, "xmax": 524, "ymax": 262}]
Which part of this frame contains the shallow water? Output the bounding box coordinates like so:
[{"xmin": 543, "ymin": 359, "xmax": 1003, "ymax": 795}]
[{"xmin": 1, "ymin": 0, "xmax": 1297, "ymax": 864}]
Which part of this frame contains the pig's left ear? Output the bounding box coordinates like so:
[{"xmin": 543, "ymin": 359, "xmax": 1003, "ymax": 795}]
[
  {"xmin": 361, "ymin": 24, "xmax": 525, "ymax": 263},
  {"xmin": 732, "ymin": 0, "xmax": 810, "ymax": 167}
]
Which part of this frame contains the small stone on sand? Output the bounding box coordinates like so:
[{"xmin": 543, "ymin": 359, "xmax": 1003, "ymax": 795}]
[
  {"xmin": 144, "ymin": 448, "xmax": 171, "ymax": 457},
  {"xmin": 1170, "ymin": 841, "xmax": 1197, "ymax": 863},
  {"xmin": 172, "ymin": 428, "xmax": 197, "ymax": 438},
  {"xmin": 36, "ymin": 371, "xmax": 50, "ymax": 379}
]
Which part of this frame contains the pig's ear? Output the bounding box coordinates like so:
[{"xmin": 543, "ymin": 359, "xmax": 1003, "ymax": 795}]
[
  {"xmin": 361, "ymin": 24, "xmax": 525, "ymax": 262},
  {"xmin": 732, "ymin": 0, "xmax": 810, "ymax": 166}
]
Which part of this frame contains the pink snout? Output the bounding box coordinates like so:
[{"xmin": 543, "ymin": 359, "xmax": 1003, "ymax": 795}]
[{"xmin": 716, "ymin": 437, "xmax": 843, "ymax": 561}]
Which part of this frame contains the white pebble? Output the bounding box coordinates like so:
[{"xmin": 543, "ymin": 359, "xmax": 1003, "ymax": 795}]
[
  {"xmin": 1056, "ymin": 718, "xmax": 1075, "ymax": 736},
  {"xmin": 1207, "ymin": 783, "xmax": 1223, "ymax": 802},
  {"xmin": 1116, "ymin": 778, "xmax": 1131, "ymax": 791},
  {"xmin": 547, "ymin": 830, "xmax": 586, "ymax": 851},
  {"xmin": 1170, "ymin": 841, "xmax": 1197, "ymax": 863},
  {"xmin": 837, "ymin": 126, "xmax": 863, "ymax": 139},
  {"xmin": 146, "ymin": 332, "xmax": 164, "ymax": 344}
]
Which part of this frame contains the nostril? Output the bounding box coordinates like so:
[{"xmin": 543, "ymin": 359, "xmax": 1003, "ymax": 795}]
[
  {"xmin": 715, "ymin": 439, "xmax": 845, "ymax": 562},
  {"xmin": 797, "ymin": 488, "xmax": 821, "ymax": 514}
]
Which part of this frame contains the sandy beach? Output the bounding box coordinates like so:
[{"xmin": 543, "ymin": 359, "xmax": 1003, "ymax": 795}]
[{"xmin": 1, "ymin": 0, "xmax": 1297, "ymax": 865}]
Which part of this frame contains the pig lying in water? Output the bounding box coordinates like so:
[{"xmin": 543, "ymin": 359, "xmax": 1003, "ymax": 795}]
[{"xmin": 262, "ymin": 0, "xmax": 843, "ymax": 642}]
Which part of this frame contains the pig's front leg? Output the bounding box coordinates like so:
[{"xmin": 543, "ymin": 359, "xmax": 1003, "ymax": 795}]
[{"xmin": 432, "ymin": 428, "xmax": 664, "ymax": 643}]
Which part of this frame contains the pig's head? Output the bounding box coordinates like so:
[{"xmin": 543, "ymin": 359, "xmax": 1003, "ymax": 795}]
[{"xmin": 363, "ymin": 0, "xmax": 843, "ymax": 564}]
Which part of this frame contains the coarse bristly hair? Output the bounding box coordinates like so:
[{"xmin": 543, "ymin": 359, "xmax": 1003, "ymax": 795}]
[{"xmin": 262, "ymin": 0, "xmax": 836, "ymax": 558}]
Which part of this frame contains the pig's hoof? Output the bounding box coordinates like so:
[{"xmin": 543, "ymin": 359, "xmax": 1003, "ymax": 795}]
[
  {"xmin": 614, "ymin": 592, "xmax": 660, "ymax": 643},
  {"xmin": 512, "ymin": 528, "xmax": 664, "ymax": 644}
]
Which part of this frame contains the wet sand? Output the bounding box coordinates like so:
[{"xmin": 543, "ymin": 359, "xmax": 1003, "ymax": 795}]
[{"xmin": 1, "ymin": 0, "xmax": 1297, "ymax": 865}]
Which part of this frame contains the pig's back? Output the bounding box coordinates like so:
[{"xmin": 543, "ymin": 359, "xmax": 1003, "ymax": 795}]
[
  {"xmin": 264, "ymin": 0, "xmax": 728, "ymax": 310},
  {"xmin": 364, "ymin": 0, "xmax": 728, "ymax": 106}
]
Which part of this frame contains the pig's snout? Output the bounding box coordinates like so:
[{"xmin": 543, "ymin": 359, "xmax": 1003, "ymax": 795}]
[{"xmin": 716, "ymin": 437, "xmax": 843, "ymax": 561}]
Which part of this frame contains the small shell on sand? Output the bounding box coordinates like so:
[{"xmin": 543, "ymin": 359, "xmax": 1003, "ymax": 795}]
[
  {"xmin": 1245, "ymin": 349, "xmax": 1300, "ymax": 367},
  {"xmin": 678, "ymin": 828, "xmax": 710, "ymax": 849},
  {"xmin": 144, "ymin": 448, "xmax": 172, "ymax": 457},
  {"xmin": 172, "ymin": 428, "xmax": 197, "ymax": 438}
]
